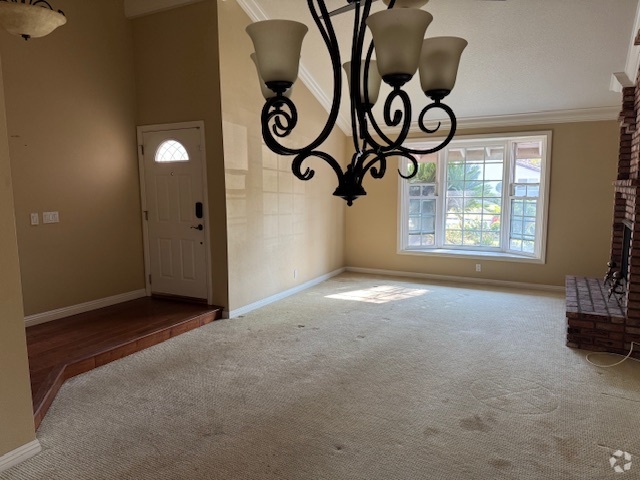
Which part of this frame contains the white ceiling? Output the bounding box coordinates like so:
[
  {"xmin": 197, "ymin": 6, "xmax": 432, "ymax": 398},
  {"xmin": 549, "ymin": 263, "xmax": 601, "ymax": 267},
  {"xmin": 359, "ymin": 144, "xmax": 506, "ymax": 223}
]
[{"xmin": 238, "ymin": 0, "xmax": 640, "ymax": 134}]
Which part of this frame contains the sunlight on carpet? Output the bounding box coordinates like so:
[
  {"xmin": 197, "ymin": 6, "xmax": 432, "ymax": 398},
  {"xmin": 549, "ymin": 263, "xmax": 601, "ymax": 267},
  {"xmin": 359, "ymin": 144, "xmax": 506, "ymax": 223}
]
[{"xmin": 325, "ymin": 285, "xmax": 429, "ymax": 304}]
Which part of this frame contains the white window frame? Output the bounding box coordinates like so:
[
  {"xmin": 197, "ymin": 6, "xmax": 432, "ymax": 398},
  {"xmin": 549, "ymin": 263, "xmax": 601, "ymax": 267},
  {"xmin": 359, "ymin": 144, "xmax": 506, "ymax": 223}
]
[{"xmin": 398, "ymin": 131, "xmax": 552, "ymax": 264}]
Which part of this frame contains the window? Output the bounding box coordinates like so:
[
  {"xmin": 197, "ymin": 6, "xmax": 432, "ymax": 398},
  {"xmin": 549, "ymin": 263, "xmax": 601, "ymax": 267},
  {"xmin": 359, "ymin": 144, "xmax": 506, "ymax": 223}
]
[
  {"xmin": 399, "ymin": 132, "xmax": 550, "ymax": 262},
  {"xmin": 155, "ymin": 140, "xmax": 190, "ymax": 163}
]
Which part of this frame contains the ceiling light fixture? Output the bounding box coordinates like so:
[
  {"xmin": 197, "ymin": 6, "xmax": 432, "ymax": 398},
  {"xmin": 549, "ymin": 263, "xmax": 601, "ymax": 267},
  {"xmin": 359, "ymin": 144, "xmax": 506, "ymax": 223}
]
[
  {"xmin": 247, "ymin": 0, "xmax": 466, "ymax": 206},
  {"xmin": 0, "ymin": 0, "xmax": 66, "ymax": 40}
]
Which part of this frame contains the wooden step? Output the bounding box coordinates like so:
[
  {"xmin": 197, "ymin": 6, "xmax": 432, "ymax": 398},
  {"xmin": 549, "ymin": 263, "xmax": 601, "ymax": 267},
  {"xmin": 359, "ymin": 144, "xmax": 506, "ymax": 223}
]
[{"xmin": 26, "ymin": 297, "xmax": 223, "ymax": 429}]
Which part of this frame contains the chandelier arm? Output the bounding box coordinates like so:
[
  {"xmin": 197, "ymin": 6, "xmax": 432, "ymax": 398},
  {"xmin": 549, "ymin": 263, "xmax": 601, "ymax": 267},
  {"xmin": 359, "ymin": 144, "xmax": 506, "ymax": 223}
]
[
  {"xmin": 399, "ymin": 101, "xmax": 458, "ymax": 156},
  {"xmin": 296, "ymin": 0, "xmax": 343, "ymax": 151},
  {"xmin": 360, "ymin": 87, "xmax": 413, "ymax": 152},
  {"xmin": 308, "ymin": 0, "xmax": 333, "ymax": 56},
  {"xmin": 355, "ymin": 43, "xmax": 386, "ymax": 154},
  {"xmin": 359, "ymin": 149, "xmax": 388, "ymax": 180},
  {"xmin": 395, "ymin": 151, "xmax": 420, "ymax": 179},
  {"xmin": 349, "ymin": 0, "xmax": 397, "ymax": 161},
  {"xmin": 261, "ymin": 97, "xmax": 300, "ymax": 155},
  {"xmin": 351, "ymin": 0, "xmax": 377, "ymax": 151},
  {"xmin": 348, "ymin": 0, "xmax": 363, "ymax": 152},
  {"xmin": 292, "ymin": 150, "xmax": 345, "ymax": 185}
]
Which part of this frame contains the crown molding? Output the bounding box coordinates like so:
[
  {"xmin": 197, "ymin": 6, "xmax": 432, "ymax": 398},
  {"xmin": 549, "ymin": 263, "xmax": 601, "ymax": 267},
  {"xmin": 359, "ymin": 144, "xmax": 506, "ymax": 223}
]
[
  {"xmin": 234, "ymin": 0, "xmax": 267, "ymax": 22},
  {"xmin": 452, "ymin": 106, "xmax": 621, "ymax": 130},
  {"xmin": 124, "ymin": 0, "xmax": 206, "ymax": 18},
  {"xmin": 611, "ymin": 0, "xmax": 640, "ymax": 92},
  {"xmin": 375, "ymin": 106, "xmax": 620, "ymax": 137}
]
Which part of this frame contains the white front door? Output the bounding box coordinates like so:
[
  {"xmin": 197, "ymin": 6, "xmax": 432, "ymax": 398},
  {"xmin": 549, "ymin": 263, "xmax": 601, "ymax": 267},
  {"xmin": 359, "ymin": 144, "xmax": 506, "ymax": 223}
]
[{"xmin": 140, "ymin": 125, "xmax": 208, "ymax": 300}]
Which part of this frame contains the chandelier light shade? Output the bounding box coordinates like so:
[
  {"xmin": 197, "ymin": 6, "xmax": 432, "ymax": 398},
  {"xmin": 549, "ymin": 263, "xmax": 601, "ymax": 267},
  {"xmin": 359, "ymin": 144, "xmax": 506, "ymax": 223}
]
[
  {"xmin": 365, "ymin": 9, "xmax": 432, "ymax": 86},
  {"xmin": 246, "ymin": 19, "xmax": 308, "ymax": 92},
  {"xmin": 0, "ymin": 0, "xmax": 66, "ymax": 40},
  {"xmin": 250, "ymin": 53, "xmax": 293, "ymax": 100},
  {"xmin": 343, "ymin": 60, "xmax": 381, "ymax": 106},
  {"xmin": 419, "ymin": 36, "xmax": 468, "ymax": 97},
  {"xmin": 247, "ymin": 0, "xmax": 467, "ymax": 206}
]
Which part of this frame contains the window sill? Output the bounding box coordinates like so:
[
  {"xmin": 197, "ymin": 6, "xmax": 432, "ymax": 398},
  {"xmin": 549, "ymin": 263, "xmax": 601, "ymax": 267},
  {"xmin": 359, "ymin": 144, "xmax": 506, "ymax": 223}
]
[{"xmin": 398, "ymin": 248, "xmax": 545, "ymax": 264}]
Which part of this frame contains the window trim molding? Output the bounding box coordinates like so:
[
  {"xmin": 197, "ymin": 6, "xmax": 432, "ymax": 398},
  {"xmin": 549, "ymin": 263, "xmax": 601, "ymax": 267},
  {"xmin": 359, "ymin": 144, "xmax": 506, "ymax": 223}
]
[{"xmin": 397, "ymin": 130, "xmax": 553, "ymax": 263}]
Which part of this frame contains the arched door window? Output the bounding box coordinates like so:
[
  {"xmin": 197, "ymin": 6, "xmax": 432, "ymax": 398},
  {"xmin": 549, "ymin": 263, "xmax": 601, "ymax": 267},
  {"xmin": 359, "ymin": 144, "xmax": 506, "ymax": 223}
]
[{"xmin": 155, "ymin": 140, "xmax": 190, "ymax": 163}]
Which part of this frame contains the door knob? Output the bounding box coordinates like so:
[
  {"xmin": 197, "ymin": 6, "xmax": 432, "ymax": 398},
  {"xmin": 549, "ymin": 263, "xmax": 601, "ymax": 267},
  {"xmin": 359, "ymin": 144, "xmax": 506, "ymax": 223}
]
[{"xmin": 191, "ymin": 224, "xmax": 204, "ymax": 231}]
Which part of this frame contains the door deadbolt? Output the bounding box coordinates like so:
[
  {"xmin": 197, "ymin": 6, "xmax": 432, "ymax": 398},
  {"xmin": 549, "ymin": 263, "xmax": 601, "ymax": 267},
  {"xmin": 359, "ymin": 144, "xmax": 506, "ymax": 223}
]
[{"xmin": 191, "ymin": 224, "xmax": 204, "ymax": 231}]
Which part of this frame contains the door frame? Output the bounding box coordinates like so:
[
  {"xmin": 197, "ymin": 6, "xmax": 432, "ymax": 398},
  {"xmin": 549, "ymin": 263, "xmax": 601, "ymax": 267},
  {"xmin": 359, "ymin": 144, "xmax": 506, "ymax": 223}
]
[{"xmin": 136, "ymin": 120, "xmax": 213, "ymax": 305}]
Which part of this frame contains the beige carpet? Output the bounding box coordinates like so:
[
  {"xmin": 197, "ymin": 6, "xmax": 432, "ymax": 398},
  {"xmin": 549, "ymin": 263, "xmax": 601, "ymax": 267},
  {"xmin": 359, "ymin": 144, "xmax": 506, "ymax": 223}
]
[{"xmin": 3, "ymin": 273, "xmax": 640, "ymax": 479}]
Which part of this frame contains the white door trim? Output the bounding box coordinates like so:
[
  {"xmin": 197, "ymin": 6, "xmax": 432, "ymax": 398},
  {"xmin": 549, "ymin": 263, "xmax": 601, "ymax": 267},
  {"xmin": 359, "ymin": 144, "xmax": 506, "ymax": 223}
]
[{"xmin": 136, "ymin": 121, "xmax": 213, "ymax": 305}]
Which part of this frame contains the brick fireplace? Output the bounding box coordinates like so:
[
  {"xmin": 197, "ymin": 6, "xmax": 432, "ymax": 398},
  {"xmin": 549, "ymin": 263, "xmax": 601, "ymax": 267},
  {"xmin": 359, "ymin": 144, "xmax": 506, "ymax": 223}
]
[{"xmin": 565, "ymin": 76, "xmax": 640, "ymax": 359}]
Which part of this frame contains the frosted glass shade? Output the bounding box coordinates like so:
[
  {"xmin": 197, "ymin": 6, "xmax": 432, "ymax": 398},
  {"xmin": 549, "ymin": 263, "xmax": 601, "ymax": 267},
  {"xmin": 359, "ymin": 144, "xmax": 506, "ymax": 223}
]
[
  {"xmin": 343, "ymin": 60, "xmax": 382, "ymax": 106},
  {"xmin": 366, "ymin": 9, "xmax": 432, "ymax": 85},
  {"xmin": 0, "ymin": 2, "xmax": 66, "ymax": 39},
  {"xmin": 250, "ymin": 53, "xmax": 292, "ymax": 100},
  {"xmin": 382, "ymin": 0, "xmax": 429, "ymax": 8},
  {"xmin": 246, "ymin": 20, "xmax": 308, "ymax": 89},
  {"xmin": 419, "ymin": 36, "xmax": 467, "ymax": 97}
]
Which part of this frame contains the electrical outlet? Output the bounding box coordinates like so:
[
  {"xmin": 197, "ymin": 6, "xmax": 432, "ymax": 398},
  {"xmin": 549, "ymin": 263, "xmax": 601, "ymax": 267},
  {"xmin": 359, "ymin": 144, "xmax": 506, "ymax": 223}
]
[
  {"xmin": 30, "ymin": 213, "xmax": 39, "ymax": 225},
  {"xmin": 476, "ymin": 264, "xmax": 482, "ymax": 272}
]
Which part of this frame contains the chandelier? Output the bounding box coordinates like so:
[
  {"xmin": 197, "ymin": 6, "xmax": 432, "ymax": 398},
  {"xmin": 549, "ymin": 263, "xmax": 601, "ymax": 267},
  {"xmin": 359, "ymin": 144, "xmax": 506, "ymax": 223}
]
[
  {"xmin": 246, "ymin": 0, "xmax": 466, "ymax": 206},
  {"xmin": 0, "ymin": 0, "xmax": 66, "ymax": 40}
]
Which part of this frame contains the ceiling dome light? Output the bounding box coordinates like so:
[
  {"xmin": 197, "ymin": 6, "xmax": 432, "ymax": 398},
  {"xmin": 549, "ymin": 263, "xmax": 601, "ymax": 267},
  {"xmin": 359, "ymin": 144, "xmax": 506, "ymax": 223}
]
[{"xmin": 0, "ymin": 0, "xmax": 66, "ymax": 40}]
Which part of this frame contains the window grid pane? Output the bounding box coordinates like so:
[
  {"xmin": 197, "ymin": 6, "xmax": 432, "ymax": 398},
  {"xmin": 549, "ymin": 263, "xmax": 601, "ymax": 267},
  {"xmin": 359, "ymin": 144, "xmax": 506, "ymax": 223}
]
[
  {"xmin": 509, "ymin": 198, "xmax": 538, "ymax": 253},
  {"xmin": 406, "ymin": 175, "xmax": 436, "ymax": 247},
  {"xmin": 444, "ymin": 147, "xmax": 504, "ymax": 248}
]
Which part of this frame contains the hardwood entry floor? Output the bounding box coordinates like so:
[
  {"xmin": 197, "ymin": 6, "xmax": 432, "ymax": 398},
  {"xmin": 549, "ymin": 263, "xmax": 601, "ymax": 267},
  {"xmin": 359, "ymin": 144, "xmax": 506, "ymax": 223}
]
[{"xmin": 26, "ymin": 297, "xmax": 223, "ymax": 429}]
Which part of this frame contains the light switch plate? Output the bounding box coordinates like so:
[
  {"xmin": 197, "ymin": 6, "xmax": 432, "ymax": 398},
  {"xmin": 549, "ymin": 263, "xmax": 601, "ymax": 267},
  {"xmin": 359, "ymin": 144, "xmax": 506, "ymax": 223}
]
[
  {"xmin": 43, "ymin": 211, "xmax": 59, "ymax": 224},
  {"xmin": 30, "ymin": 213, "xmax": 39, "ymax": 225}
]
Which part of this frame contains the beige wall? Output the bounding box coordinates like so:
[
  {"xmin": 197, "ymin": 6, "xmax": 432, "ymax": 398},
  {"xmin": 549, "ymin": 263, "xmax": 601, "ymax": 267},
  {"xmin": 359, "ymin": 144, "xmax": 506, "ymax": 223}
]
[
  {"xmin": 0, "ymin": 58, "xmax": 36, "ymax": 457},
  {"xmin": 0, "ymin": 0, "xmax": 144, "ymax": 316},
  {"xmin": 218, "ymin": 0, "xmax": 347, "ymax": 311},
  {"xmin": 346, "ymin": 121, "xmax": 620, "ymax": 286},
  {"xmin": 133, "ymin": 0, "xmax": 229, "ymax": 308}
]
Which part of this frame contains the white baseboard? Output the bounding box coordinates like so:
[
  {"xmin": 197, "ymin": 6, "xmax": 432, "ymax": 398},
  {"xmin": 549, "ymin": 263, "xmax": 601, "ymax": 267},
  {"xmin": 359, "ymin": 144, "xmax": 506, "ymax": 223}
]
[
  {"xmin": 346, "ymin": 267, "xmax": 564, "ymax": 293},
  {"xmin": 228, "ymin": 268, "xmax": 346, "ymax": 318},
  {"xmin": 0, "ymin": 440, "xmax": 41, "ymax": 473},
  {"xmin": 25, "ymin": 289, "xmax": 148, "ymax": 327}
]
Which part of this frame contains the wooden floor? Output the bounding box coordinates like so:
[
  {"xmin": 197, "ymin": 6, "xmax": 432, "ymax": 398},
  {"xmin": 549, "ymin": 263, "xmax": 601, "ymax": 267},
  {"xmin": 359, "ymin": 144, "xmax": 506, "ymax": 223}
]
[{"xmin": 26, "ymin": 297, "xmax": 223, "ymax": 429}]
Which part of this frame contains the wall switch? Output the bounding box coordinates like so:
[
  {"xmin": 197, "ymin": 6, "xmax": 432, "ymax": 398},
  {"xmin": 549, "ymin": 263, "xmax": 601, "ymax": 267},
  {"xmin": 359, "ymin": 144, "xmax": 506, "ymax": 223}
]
[
  {"xmin": 30, "ymin": 213, "xmax": 39, "ymax": 225},
  {"xmin": 43, "ymin": 211, "xmax": 59, "ymax": 224},
  {"xmin": 294, "ymin": 269, "xmax": 298, "ymax": 279},
  {"xmin": 476, "ymin": 264, "xmax": 482, "ymax": 272}
]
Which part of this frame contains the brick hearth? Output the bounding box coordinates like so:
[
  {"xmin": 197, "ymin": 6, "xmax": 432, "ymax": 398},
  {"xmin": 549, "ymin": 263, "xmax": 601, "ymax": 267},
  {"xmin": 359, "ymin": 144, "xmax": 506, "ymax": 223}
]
[{"xmin": 565, "ymin": 276, "xmax": 640, "ymax": 357}]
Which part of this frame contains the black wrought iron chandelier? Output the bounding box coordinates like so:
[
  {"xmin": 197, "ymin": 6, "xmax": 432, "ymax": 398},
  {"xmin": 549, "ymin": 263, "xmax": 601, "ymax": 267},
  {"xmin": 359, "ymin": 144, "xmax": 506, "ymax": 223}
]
[
  {"xmin": 0, "ymin": 0, "xmax": 66, "ymax": 40},
  {"xmin": 247, "ymin": 0, "xmax": 466, "ymax": 206}
]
